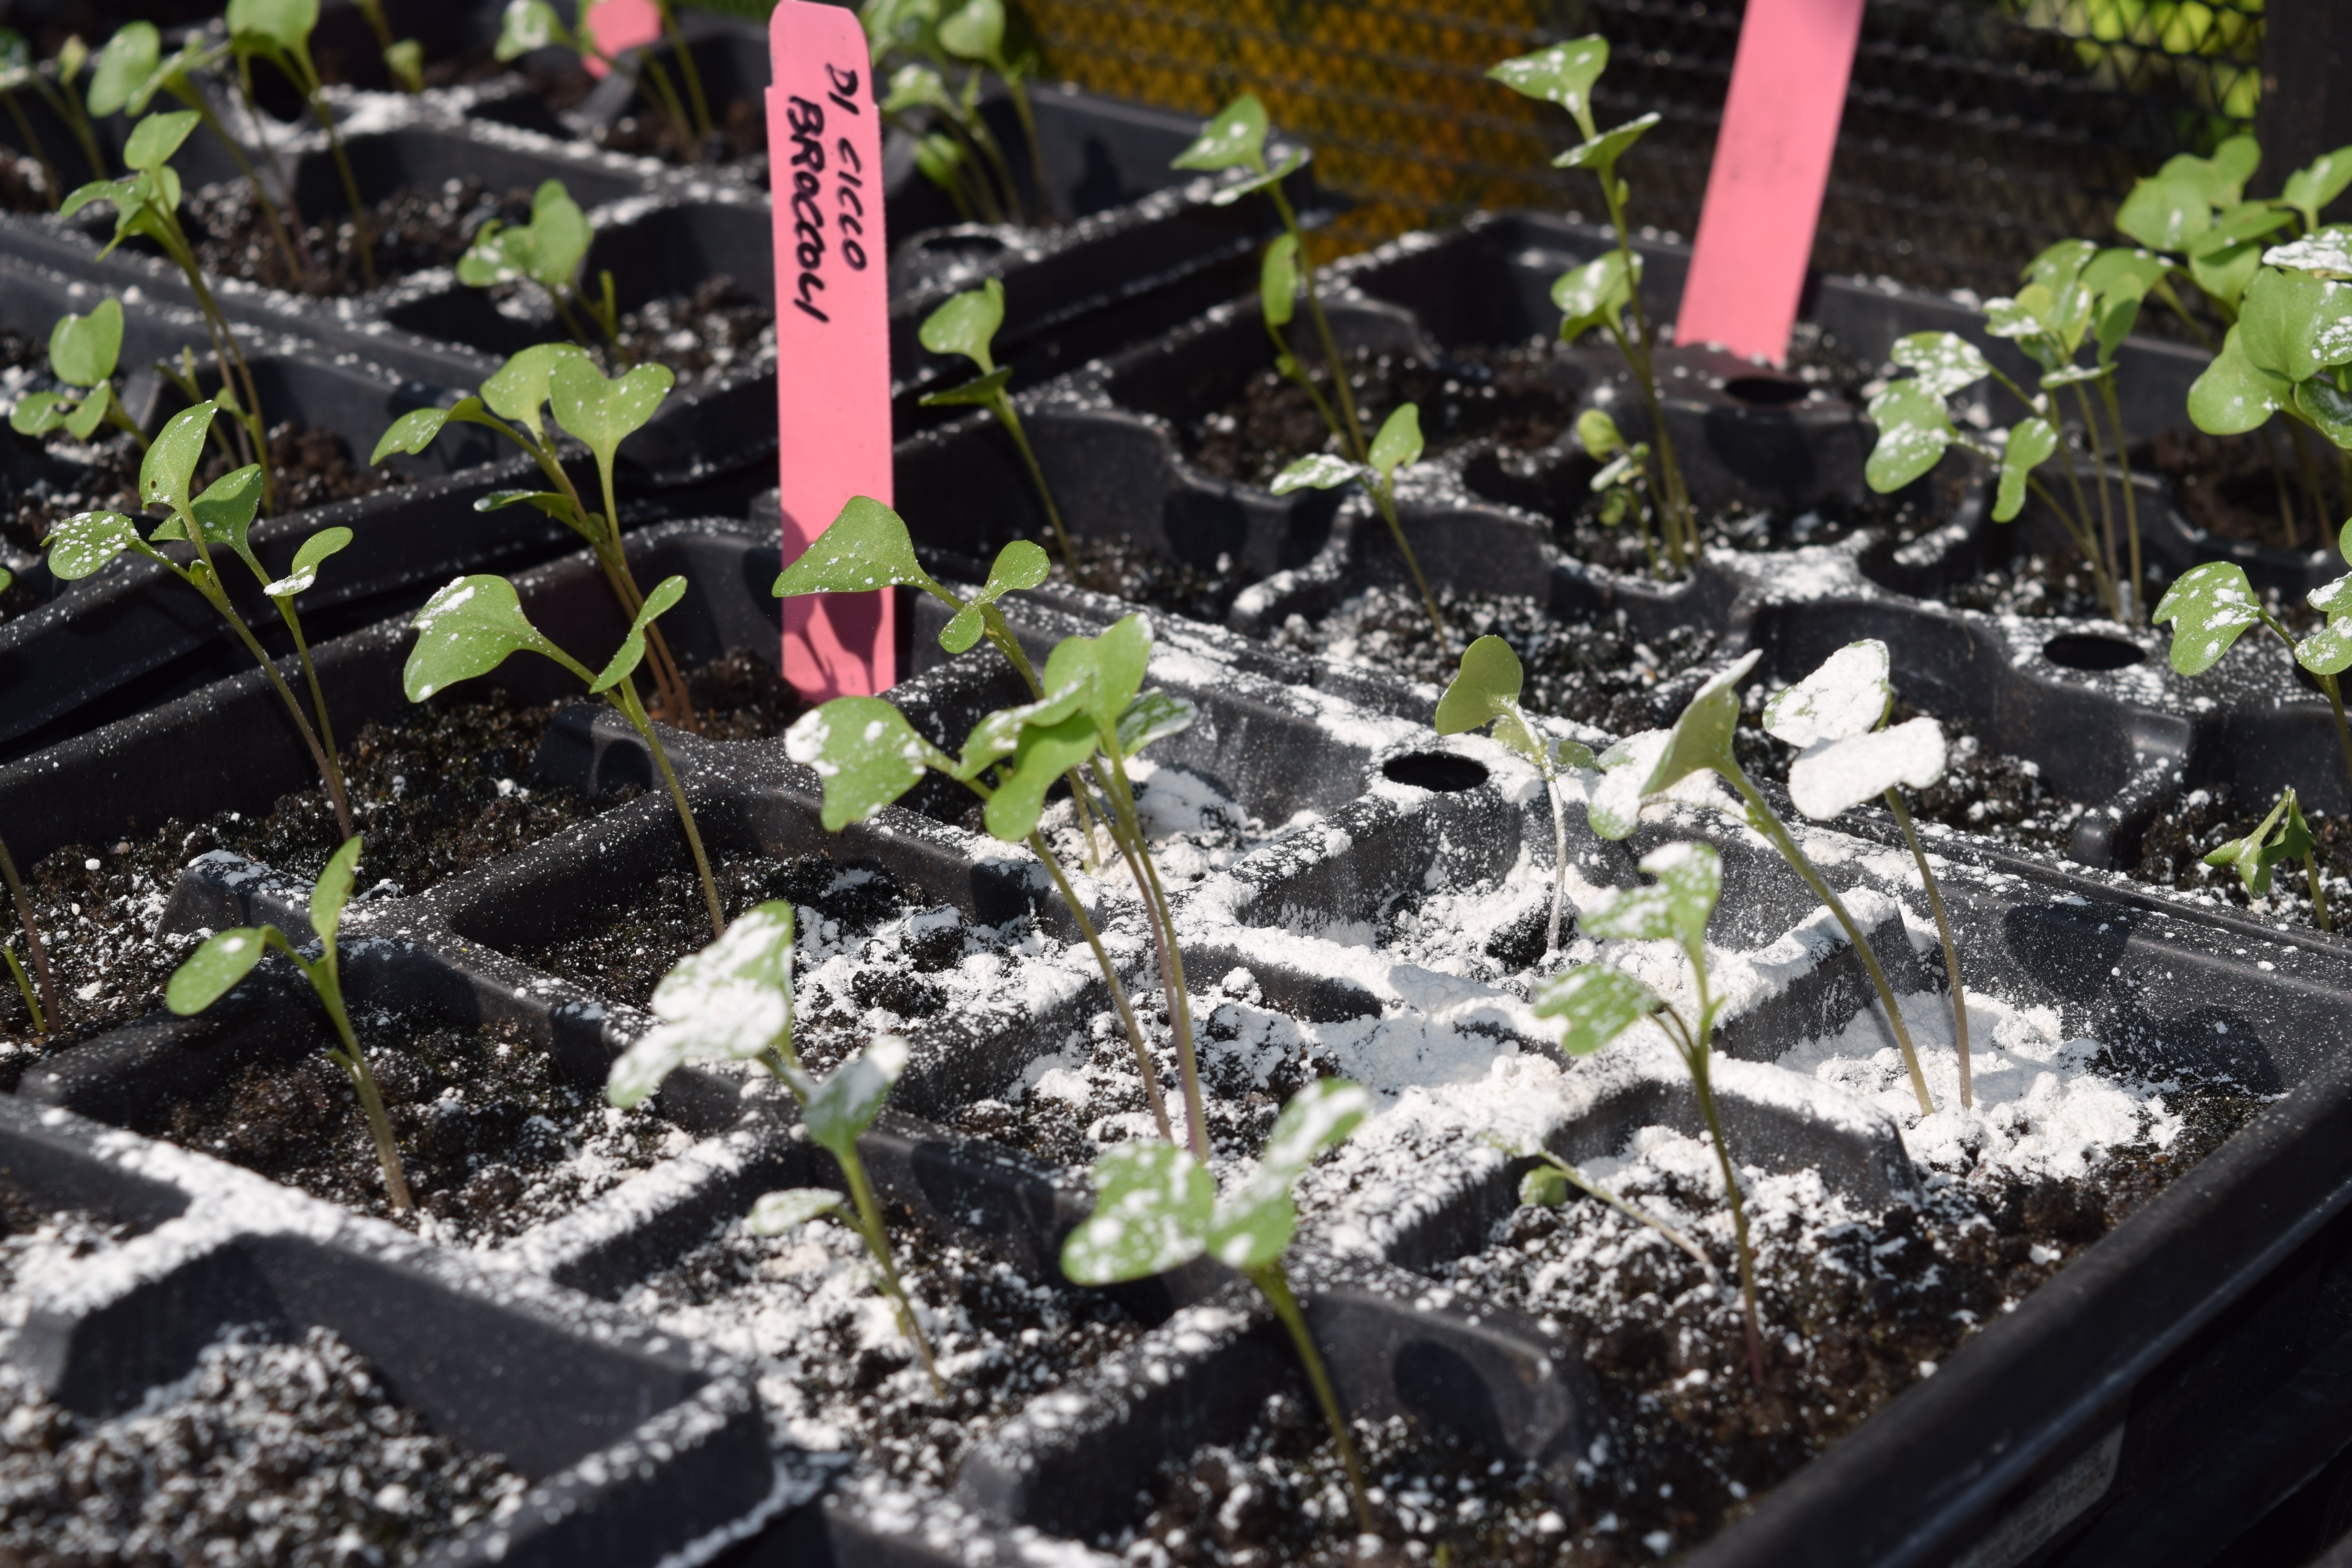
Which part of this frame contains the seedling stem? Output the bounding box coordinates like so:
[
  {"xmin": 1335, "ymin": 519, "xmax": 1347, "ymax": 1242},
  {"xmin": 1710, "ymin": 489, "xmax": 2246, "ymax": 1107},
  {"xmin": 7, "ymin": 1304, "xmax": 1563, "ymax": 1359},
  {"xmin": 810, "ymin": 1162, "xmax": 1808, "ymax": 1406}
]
[
  {"xmin": 0, "ymin": 834, "xmax": 58, "ymax": 1033},
  {"xmin": 1886, "ymin": 791, "xmax": 1971, "ymax": 1107},
  {"xmin": 1250, "ymin": 1261, "xmax": 1377, "ymax": 1536}
]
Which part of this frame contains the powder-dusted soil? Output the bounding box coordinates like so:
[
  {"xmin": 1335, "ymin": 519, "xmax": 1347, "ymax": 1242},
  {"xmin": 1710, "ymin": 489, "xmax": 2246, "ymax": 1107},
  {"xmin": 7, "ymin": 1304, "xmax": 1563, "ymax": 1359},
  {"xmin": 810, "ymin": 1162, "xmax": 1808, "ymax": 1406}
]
[
  {"xmin": 1051, "ymin": 533, "xmax": 1265, "ymax": 628},
  {"xmin": 0, "ymin": 1325, "xmax": 525, "ymax": 1566},
  {"xmin": 181, "ymin": 177, "xmax": 534, "ymax": 298},
  {"xmin": 2148, "ymin": 425, "xmax": 2348, "ymax": 555},
  {"xmin": 593, "ymin": 96, "xmax": 768, "ymax": 167},
  {"xmin": 610, "ymin": 276, "xmax": 775, "ymax": 390}
]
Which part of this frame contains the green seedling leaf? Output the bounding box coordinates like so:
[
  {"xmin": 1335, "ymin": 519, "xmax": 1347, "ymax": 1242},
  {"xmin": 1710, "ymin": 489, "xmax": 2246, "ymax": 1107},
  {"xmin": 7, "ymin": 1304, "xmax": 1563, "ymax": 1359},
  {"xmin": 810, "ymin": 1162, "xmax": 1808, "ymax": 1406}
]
[
  {"xmin": 2285, "ymin": 148, "xmax": 2352, "ymax": 231},
  {"xmin": 784, "ymin": 697, "xmax": 950, "ymax": 830},
  {"xmin": 983, "ymin": 710, "xmax": 1101, "ymax": 841},
  {"xmin": 2024, "ymin": 238, "xmax": 2097, "ymax": 294},
  {"xmin": 385, "ymin": 38, "xmax": 424, "ymax": 91},
  {"xmin": 2312, "ymin": 571, "xmax": 2352, "ymax": 620},
  {"xmin": 1763, "ymin": 640, "xmax": 1891, "ymax": 746},
  {"xmin": 1554, "ymin": 113, "xmax": 1659, "ymax": 174},
  {"xmin": 952, "ymin": 679, "xmax": 1093, "ymax": 783},
  {"xmin": 45, "ymin": 510, "xmax": 152, "ymax": 579},
  {"xmin": 589, "ymin": 573, "xmax": 688, "ymax": 694},
  {"xmin": 141, "ymin": 401, "xmax": 217, "ymax": 514},
  {"xmin": 2297, "ymin": 613, "xmax": 2352, "ymax": 677},
  {"xmin": 50, "ymin": 299, "xmax": 123, "ymax": 390},
  {"xmin": 2041, "ymin": 364, "xmax": 2111, "ymax": 389},
  {"xmin": 2205, "ymin": 789, "xmax": 2299, "ymax": 898},
  {"xmin": 913, "ymin": 132, "xmax": 963, "ymax": 189},
  {"xmin": 1642, "ymin": 651, "xmax": 1760, "ymax": 797},
  {"xmin": 802, "ymin": 1034, "xmax": 910, "ymax": 1160},
  {"xmin": 8, "ymin": 392, "xmax": 68, "ymax": 438},
  {"xmin": 2238, "ymin": 266, "xmax": 2352, "ymax": 382},
  {"xmin": 496, "ymin": 0, "xmax": 572, "ymax": 61},
  {"xmin": 1043, "ymin": 614, "xmax": 1151, "ymax": 737},
  {"xmin": 2207, "ymin": 136, "xmax": 2261, "ymax": 203},
  {"xmin": 2116, "ymin": 176, "xmax": 2209, "ymax": 250},
  {"xmin": 940, "ymin": 538, "xmax": 1051, "ymax": 653},
  {"xmin": 1061, "ymin": 1141, "xmax": 1214, "ymax": 1284},
  {"xmin": 2153, "ymin": 561, "xmax": 2263, "ymax": 675},
  {"xmin": 1205, "ymin": 146, "xmax": 1307, "ymax": 209},
  {"xmin": 123, "ymin": 110, "xmax": 197, "ymax": 174},
  {"xmin": 918, "ymin": 279, "xmax": 1004, "ymax": 374},
  {"xmin": 1488, "ymin": 37, "xmax": 1607, "ymax": 128},
  {"xmin": 937, "ymin": 0, "xmax": 1005, "ymax": 62},
  {"xmin": 551, "ymin": 355, "xmax": 674, "ymax": 475},
  {"xmin": 372, "ymin": 398, "xmax": 477, "ymax": 464},
  {"xmin": 1435, "ymin": 634, "xmax": 1542, "ymax": 759},
  {"xmin": 475, "ymin": 489, "xmax": 578, "ymax": 522},
  {"xmin": 882, "ymin": 62, "xmax": 954, "ymax": 114},
  {"xmin": 2187, "ymin": 327, "xmax": 2290, "ymax": 435},
  {"xmin": 1980, "ymin": 294, "xmax": 2042, "ymax": 343},
  {"xmin": 459, "ymin": 180, "xmax": 592, "ymax": 293},
  {"xmin": 1532, "ymin": 964, "xmax": 1659, "ymax": 1056},
  {"xmin": 2190, "ymin": 240, "xmax": 2264, "ymax": 315},
  {"xmin": 87, "ymin": 23, "xmax": 161, "ymax": 118},
  {"xmin": 264, "ymin": 526, "xmax": 352, "ymax": 599},
  {"xmin": 405, "ymin": 573, "xmax": 571, "ymax": 701},
  {"xmin": 1270, "ymin": 453, "xmax": 1361, "ymax": 494},
  {"xmin": 0, "ymin": 28, "xmax": 31, "ymax": 91},
  {"xmin": 62, "ymin": 390, "xmax": 111, "ymax": 442},
  {"xmin": 1581, "ymin": 841, "xmax": 1721, "ymax": 953},
  {"xmin": 309, "ymin": 832, "xmax": 361, "ymax": 945},
  {"xmin": 1890, "ymin": 332, "xmax": 1990, "ymax": 399},
  {"xmin": 166, "ymin": 926, "xmax": 276, "ymax": 1014},
  {"xmin": 1367, "ymin": 403, "xmax": 1423, "ymax": 477},
  {"xmin": 2095, "ymin": 290, "xmax": 2144, "ymax": 361},
  {"xmin": 1205, "ymin": 1183, "xmax": 1295, "ymax": 1270},
  {"xmin": 2196, "ymin": 200, "xmax": 2296, "ymax": 250},
  {"xmin": 483, "ymin": 344, "xmax": 592, "ymax": 439},
  {"xmin": 1552, "ymin": 250, "xmax": 1636, "ymax": 340},
  {"xmin": 1786, "ymin": 717, "xmax": 1947, "ymax": 820},
  {"xmin": 1260, "ymin": 233, "xmax": 1300, "ymax": 328},
  {"xmin": 189, "ymin": 463, "xmax": 266, "ymax": 561},
  {"xmin": 2295, "ymin": 378, "xmax": 2352, "ymax": 448},
  {"xmin": 1575, "ymin": 407, "xmax": 1625, "ymax": 460},
  {"xmin": 2082, "ymin": 246, "xmax": 2169, "ymax": 300},
  {"xmin": 917, "ymin": 365, "xmax": 1014, "ymax": 410},
  {"xmin": 1258, "ymin": 1078, "xmax": 1371, "ymax": 1181},
  {"xmin": 1994, "ymin": 416, "xmax": 2059, "ymax": 522},
  {"xmin": 1117, "ymin": 690, "xmax": 1197, "ymax": 757},
  {"xmin": 1521, "ymin": 1164, "xmax": 1570, "ymax": 1207},
  {"xmin": 1864, "ymin": 379, "xmax": 1954, "ymax": 493},
  {"xmin": 776, "ymin": 495, "xmax": 929, "ymax": 598},
  {"xmin": 609, "ymin": 902, "xmax": 797, "ymax": 1106},
  {"xmin": 226, "ymin": 0, "xmax": 318, "ymax": 53},
  {"xmin": 1171, "ymin": 94, "xmax": 1269, "ymax": 173},
  {"xmin": 748, "ymin": 1189, "xmax": 846, "ymax": 1233}
]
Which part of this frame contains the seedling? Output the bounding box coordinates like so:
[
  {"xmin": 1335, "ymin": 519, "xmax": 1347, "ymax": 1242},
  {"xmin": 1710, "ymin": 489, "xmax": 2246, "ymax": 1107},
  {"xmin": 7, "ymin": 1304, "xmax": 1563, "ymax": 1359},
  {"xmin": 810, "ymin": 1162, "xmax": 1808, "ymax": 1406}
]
[
  {"xmin": 1490, "ymin": 38, "xmax": 1696, "ymax": 573},
  {"xmin": 2204, "ymin": 786, "xmax": 2330, "ymax": 931},
  {"xmin": 405, "ymin": 570, "xmax": 724, "ymax": 940},
  {"xmin": 456, "ymin": 180, "xmax": 625, "ymax": 359},
  {"xmin": 1532, "ymin": 842, "xmax": 1764, "ymax": 1383},
  {"xmin": 226, "ymin": 0, "xmax": 378, "ymax": 288},
  {"xmin": 867, "ymin": 0, "xmax": 1035, "ymax": 225},
  {"xmin": 1062, "ymin": 1078, "xmax": 1380, "ymax": 1535},
  {"xmin": 352, "ymin": 0, "xmax": 425, "ymax": 93},
  {"xmin": 1495, "ymin": 1134, "xmax": 1718, "ymax": 1282},
  {"xmin": 780, "ymin": 525, "xmax": 1202, "ymax": 1151},
  {"xmin": 45, "ymin": 402, "xmax": 356, "ymax": 839},
  {"xmin": 2153, "ymin": 535, "xmax": 2352, "ymax": 805},
  {"xmin": 607, "ymin": 902, "xmax": 940, "ymax": 1390},
  {"xmin": 917, "ymin": 279, "xmax": 1070, "ymax": 564},
  {"xmin": 372, "ymin": 345, "xmax": 697, "ymax": 729},
  {"xmin": 1434, "ymin": 635, "xmax": 1596, "ymax": 955},
  {"xmin": 1576, "ymin": 408, "xmax": 1659, "ymax": 572},
  {"xmin": 1585, "ymin": 650, "xmax": 1938, "ymax": 1116},
  {"xmin": 0, "ymin": 821, "xmax": 57, "ymax": 1036},
  {"xmin": 498, "ymin": 0, "xmax": 712, "ymax": 162},
  {"xmin": 0, "ymin": 28, "xmax": 102, "ymax": 209},
  {"xmin": 88, "ymin": 20, "xmax": 312, "ymax": 285},
  {"xmin": 167, "ymin": 836, "xmax": 412, "ymax": 1211},
  {"xmin": 1866, "ymin": 246, "xmax": 2155, "ymax": 623},
  {"xmin": 10, "ymin": 299, "xmax": 145, "ymax": 450},
  {"xmin": 1273, "ymin": 402, "xmax": 1449, "ymax": 648},
  {"xmin": 64, "ymin": 110, "xmax": 277, "ymax": 511},
  {"xmin": 937, "ymin": 0, "xmax": 1045, "ymax": 216},
  {"xmin": 1761, "ymin": 641, "xmax": 1971, "ymax": 1107}
]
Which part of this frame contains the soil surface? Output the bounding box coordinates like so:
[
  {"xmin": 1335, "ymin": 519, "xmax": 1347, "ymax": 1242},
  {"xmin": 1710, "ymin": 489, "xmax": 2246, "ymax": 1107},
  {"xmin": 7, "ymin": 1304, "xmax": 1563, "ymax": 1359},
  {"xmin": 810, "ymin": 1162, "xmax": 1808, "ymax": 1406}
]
[
  {"xmin": 0, "ymin": 1323, "xmax": 525, "ymax": 1566},
  {"xmin": 147, "ymin": 1006, "xmax": 687, "ymax": 1242},
  {"xmin": 609, "ymin": 276, "xmax": 775, "ymax": 390},
  {"xmin": 180, "ymin": 176, "xmax": 534, "ymax": 298},
  {"xmin": 594, "ymin": 97, "xmax": 768, "ymax": 167},
  {"xmin": 1051, "ymin": 533, "xmax": 1265, "ymax": 628},
  {"xmin": 2147, "ymin": 425, "xmax": 2350, "ymax": 555}
]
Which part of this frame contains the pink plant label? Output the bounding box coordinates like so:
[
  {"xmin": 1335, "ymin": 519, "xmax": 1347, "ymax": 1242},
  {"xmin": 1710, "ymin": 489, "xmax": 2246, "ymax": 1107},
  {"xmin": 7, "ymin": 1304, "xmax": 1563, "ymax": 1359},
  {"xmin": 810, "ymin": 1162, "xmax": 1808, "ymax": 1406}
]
[
  {"xmin": 582, "ymin": 0, "xmax": 660, "ymax": 78},
  {"xmin": 1673, "ymin": 0, "xmax": 1867, "ymax": 365},
  {"xmin": 768, "ymin": 0, "xmax": 895, "ymax": 698}
]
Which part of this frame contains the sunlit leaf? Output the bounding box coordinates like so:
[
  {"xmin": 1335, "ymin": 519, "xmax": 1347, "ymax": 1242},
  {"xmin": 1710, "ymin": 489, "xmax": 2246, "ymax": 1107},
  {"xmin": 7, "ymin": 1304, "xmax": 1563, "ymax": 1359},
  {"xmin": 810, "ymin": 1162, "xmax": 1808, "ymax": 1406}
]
[
  {"xmin": 1171, "ymin": 94, "xmax": 1268, "ymax": 173},
  {"xmin": 917, "ymin": 278, "xmax": 1004, "ymax": 374},
  {"xmin": 748, "ymin": 1188, "xmax": 845, "ymax": 1233},
  {"xmin": 1864, "ymin": 379, "xmax": 1953, "ymax": 493},
  {"xmin": 140, "ymin": 401, "xmax": 217, "ymax": 514},
  {"xmin": 49, "ymin": 299, "xmax": 123, "ymax": 390},
  {"xmin": 1060, "ymin": 1141, "xmax": 1213, "ymax": 1284},
  {"xmin": 775, "ymin": 495, "xmax": 930, "ymax": 598},
  {"xmin": 2152, "ymin": 561, "xmax": 2265, "ymax": 675},
  {"xmin": 404, "ymin": 573, "xmax": 573, "ymax": 702},
  {"xmin": 44, "ymin": 510, "xmax": 149, "ymax": 580},
  {"xmin": 783, "ymin": 696, "xmax": 950, "ymax": 830},
  {"xmin": 263, "ymin": 526, "xmax": 352, "ymax": 599},
  {"xmin": 1434, "ymin": 634, "xmax": 1541, "ymax": 759},
  {"xmin": 166, "ymin": 925, "xmax": 278, "ymax": 1014},
  {"xmin": 802, "ymin": 1034, "xmax": 909, "ymax": 1160},
  {"xmin": 1889, "ymin": 332, "xmax": 1989, "ymax": 399},
  {"xmin": 1259, "ymin": 232, "xmax": 1299, "ymax": 329},
  {"xmin": 588, "ymin": 573, "xmax": 688, "ymax": 694},
  {"xmin": 1994, "ymin": 416, "xmax": 2058, "ymax": 523},
  {"xmin": 1487, "ymin": 37, "xmax": 1608, "ymax": 130},
  {"xmin": 1580, "ymin": 841, "xmax": 1720, "ymax": 953},
  {"xmin": 2187, "ymin": 327, "xmax": 2290, "ymax": 435},
  {"xmin": 1531, "ymin": 964, "xmax": 1658, "ymax": 1056},
  {"xmin": 1367, "ymin": 403, "xmax": 1422, "ymax": 476}
]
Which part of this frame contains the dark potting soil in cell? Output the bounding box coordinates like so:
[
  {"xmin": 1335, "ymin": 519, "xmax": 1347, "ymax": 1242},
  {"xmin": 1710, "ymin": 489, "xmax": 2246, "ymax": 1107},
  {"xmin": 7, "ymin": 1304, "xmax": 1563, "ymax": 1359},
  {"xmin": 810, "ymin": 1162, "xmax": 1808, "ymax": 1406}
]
[
  {"xmin": 0, "ymin": 1324, "xmax": 527, "ymax": 1567},
  {"xmin": 594, "ymin": 98, "xmax": 769, "ymax": 167},
  {"xmin": 610, "ymin": 276, "xmax": 775, "ymax": 390},
  {"xmin": 1051, "ymin": 532, "xmax": 1266, "ymax": 628},
  {"xmin": 180, "ymin": 176, "xmax": 535, "ymax": 297},
  {"xmin": 2146, "ymin": 425, "xmax": 2350, "ymax": 555},
  {"xmin": 146, "ymin": 1006, "xmax": 686, "ymax": 1241}
]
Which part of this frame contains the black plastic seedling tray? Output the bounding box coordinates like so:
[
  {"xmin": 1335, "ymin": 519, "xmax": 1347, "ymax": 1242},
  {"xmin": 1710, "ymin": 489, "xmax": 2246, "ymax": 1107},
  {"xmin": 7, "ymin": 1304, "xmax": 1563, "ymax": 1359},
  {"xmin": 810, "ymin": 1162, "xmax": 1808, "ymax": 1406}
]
[{"xmin": 0, "ymin": 497, "xmax": 2349, "ymax": 1563}]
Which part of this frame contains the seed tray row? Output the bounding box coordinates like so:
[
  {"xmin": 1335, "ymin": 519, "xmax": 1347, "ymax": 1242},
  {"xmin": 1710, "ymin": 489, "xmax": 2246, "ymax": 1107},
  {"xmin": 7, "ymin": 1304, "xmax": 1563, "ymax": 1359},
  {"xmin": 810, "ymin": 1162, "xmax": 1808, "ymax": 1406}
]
[{"xmin": 4, "ymin": 500, "xmax": 2352, "ymax": 1562}]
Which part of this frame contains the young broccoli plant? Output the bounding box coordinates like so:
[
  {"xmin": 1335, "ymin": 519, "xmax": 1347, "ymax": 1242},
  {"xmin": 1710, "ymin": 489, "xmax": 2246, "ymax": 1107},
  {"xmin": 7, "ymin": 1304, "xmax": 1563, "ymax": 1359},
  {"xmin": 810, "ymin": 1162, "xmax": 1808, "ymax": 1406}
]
[
  {"xmin": 1499, "ymin": 1132, "xmax": 1719, "ymax": 1281},
  {"xmin": 0, "ymin": 28, "xmax": 102, "ymax": 210},
  {"xmin": 497, "ymin": 0, "xmax": 712, "ymax": 161},
  {"xmin": 352, "ymin": 0, "xmax": 425, "ymax": 93},
  {"xmin": 45, "ymin": 403, "xmax": 356, "ymax": 838},
  {"xmin": 916, "ymin": 279, "xmax": 1072, "ymax": 565},
  {"xmin": 456, "ymin": 181, "xmax": 625, "ymax": 359},
  {"xmin": 779, "ymin": 532, "xmax": 1202, "ymax": 1152},
  {"xmin": 1489, "ymin": 38, "xmax": 1694, "ymax": 573},
  {"xmin": 1532, "ymin": 843, "xmax": 1764, "ymax": 1383},
  {"xmin": 1273, "ymin": 402, "xmax": 1449, "ymax": 647},
  {"xmin": 1587, "ymin": 651, "xmax": 1938, "ymax": 1116},
  {"xmin": 1061, "ymin": 1079, "xmax": 1380, "ymax": 1535},
  {"xmin": 167, "ymin": 835, "xmax": 412, "ymax": 1210},
  {"xmin": 2205, "ymin": 786, "xmax": 2330, "ymax": 931},
  {"xmin": 607, "ymin": 902, "xmax": 941, "ymax": 1390},
  {"xmin": 1761, "ymin": 641, "xmax": 1971, "ymax": 1107},
  {"xmin": 373, "ymin": 345, "xmax": 697, "ymax": 729},
  {"xmin": 10, "ymin": 299, "xmax": 146, "ymax": 450},
  {"xmin": 2154, "ymin": 535, "xmax": 2352, "ymax": 805},
  {"xmin": 0, "ymin": 823, "xmax": 57, "ymax": 1036},
  {"xmin": 227, "ymin": 0, "xmax": 377, "ymax": 287},
  {"xmin": 1575, "ymin": 408, "xmax": 1659, "ymax": 573},
  {"xmin": 1435, "ymin": 635, "xmax": 1595, "ymax": 955},
  {"xmin": 406, "ymin": 571, "xmax": 724, "ymax": 939},
  {"xmin": 867, "ymin": 0, "xmax": 1037, "ymax": 225},
  {"xmin": 64, "ymin": 111, "xmax": 278, "ymax": 510}
]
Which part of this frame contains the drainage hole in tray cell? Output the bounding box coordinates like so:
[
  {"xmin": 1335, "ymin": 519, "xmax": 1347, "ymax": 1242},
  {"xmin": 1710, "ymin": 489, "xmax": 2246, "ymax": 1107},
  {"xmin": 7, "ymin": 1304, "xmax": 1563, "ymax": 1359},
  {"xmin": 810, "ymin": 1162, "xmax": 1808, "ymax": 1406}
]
[
  {"xmin": 2041, "ymin": 633, "xmax": 2146, "ymax": 671},
  {"xmin": 1721, "ymin": 375, "xmax": 1811, "ymax": 407},
  {"xmin": 1382, "ymin": 753, "xmax": 1489, "ymax": 793}
]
